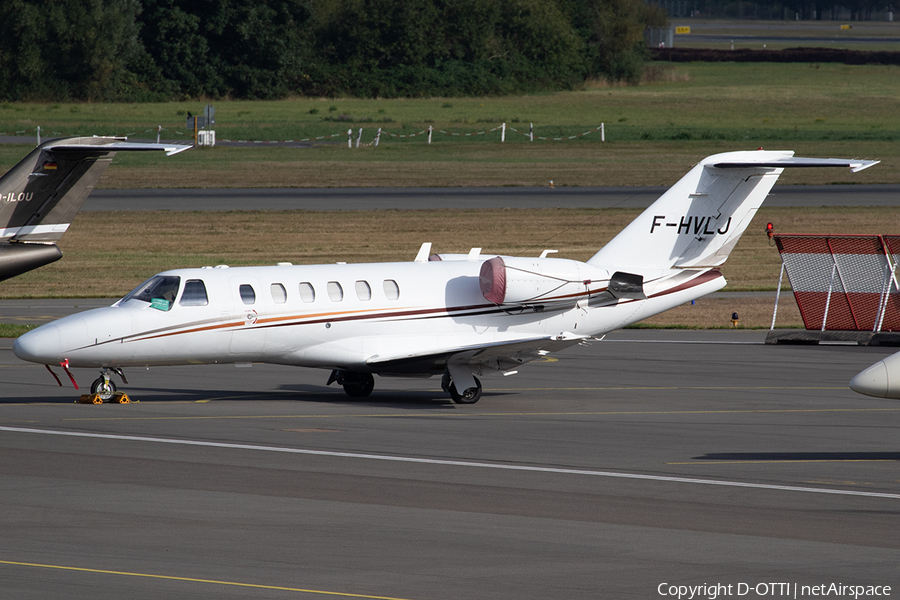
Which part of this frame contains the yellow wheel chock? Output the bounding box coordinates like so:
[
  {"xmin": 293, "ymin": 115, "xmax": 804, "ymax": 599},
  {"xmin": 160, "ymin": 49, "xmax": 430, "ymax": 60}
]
[{"xmin": 76, "ymin": 392, "xmax": 132, "ymax": 404}]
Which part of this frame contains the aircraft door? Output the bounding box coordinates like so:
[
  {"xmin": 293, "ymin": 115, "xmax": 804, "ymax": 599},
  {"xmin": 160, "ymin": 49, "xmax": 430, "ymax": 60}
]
[
  {"xmin": 229, "ymin": 276, "xmax": 266, "ymax": 357},
  {"xmin": 177, "ymin": 276, "xmax": 234, "ymax": 358}
]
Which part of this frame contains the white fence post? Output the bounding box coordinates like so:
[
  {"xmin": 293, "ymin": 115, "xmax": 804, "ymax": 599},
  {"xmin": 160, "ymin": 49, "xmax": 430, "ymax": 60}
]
[
  {"xmin": 355, "ymin": 128, "xmax": 363, "ymax": 148},
  {"xmin": 822, "ymin": 262, "xmax": 837, "ymax": 331},
  {"xmin": 601, "ymin": 123, "xmax": 605, "ymax": 142},
  {"xmin": 530, "ymin": 123, "xmax": 533, "ymax": 142},
  {"xmin": 501, "ymin": 123, "xmax": 506, "ymax": 143},
  {"xmin": 770, "ymin": 261, "xmax": 785, "ymax": 330},
  {"xmin": 374, "ymin": 128, "xmax": 382, "ymax": 147},
  {"xmin": 428, "ymin": 125, "xmax": 432, "ymax": 145},
  {"xmin": 157, "ymin": 125, "xmax": 162, "ymax": 143},
  {"xmin": 36, "ymin": 125, "xmax": 40, "ymax": 146},
  {"xmin": 875, "ymin": 263, "xmax": 896, "ymax": 332},
  {"xmin": 348, "ymin": 129, "xmax": 352, "ymax": 148}
]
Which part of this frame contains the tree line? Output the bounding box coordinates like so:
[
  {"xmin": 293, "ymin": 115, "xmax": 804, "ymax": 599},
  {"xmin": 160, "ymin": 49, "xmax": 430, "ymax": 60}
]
[{"xmin": 0, "ymin": 0, "xmax": 665, "ymax": 102}]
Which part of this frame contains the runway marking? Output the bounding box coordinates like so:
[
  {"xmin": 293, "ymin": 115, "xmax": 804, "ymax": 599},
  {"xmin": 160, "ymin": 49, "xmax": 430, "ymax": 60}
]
[
  {"xmin": 602, "ymin": 339, "xmax": 765, "ymax": 345},
  {"xmin": 55, "ymin": 407, "xmax": 900, "ymax": 422},
  {"xmin": 668, "ymin": 459, "xmax": 900, "ymax": 465},
  {"xmin": 491, "ymin": 386, "xmax": 847, "ymax": 391},
  {"xmin": 0, "ymin": 560, "xmax": 412, "ymax": 599},
  {"xmin": 2, "ymin": 425, "xmax": 899, "ymax": 500},
  {"xmin": 803, "ymin": 480, "xmax": 879, "ymax": 487}
]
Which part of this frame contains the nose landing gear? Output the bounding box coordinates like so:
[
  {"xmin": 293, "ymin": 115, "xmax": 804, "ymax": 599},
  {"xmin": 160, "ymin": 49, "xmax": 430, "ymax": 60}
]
[
  {"xmin": 90, "ymin": 368, "xmax": 129, "ymax": 402},
  {"xmin": 90, "ymin": 373, "xmax": 117, "ymax": 401}
]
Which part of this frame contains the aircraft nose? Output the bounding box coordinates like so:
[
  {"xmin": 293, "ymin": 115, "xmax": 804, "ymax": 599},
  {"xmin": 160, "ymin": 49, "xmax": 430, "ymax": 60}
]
[
  {"xmin": 849, "ymin": 350, "xmax": 900, "ymax": 399},
  {"xmin": 849, "ymin": 360, "xmax": 889, "ymax": 398},
  {"xmin": 13, "ymin": 324, "xmax": 60, "ymax": 364}
]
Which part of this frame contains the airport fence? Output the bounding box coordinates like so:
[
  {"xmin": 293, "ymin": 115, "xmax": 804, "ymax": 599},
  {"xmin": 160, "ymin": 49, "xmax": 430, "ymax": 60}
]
[{"xmin": 3, "ymin": 123, "xmax": 606, "ymax": 147}]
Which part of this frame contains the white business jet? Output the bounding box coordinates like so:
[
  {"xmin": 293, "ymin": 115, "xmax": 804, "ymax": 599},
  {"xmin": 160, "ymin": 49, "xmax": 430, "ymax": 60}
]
[
  {"xmin": 14, "ymin": 150, "xmax": 877, "ymax": 403},
  {"xmin": 0, "ymin": 137, "xmax": 189, "ymax": 281}
]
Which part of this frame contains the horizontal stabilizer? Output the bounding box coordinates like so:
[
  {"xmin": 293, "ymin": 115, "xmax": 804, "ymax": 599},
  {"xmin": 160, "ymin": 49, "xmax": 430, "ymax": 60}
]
[
  {"xmin": 43, "ymin": 141, "xmax": 191, "ymax": 157},
  {"xmin": 710, "ymin": 157, "xmax": 878, "ymax": 172}
]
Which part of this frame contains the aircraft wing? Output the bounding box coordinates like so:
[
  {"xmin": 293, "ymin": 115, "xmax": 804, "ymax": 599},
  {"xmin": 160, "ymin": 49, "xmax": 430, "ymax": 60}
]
[{"xmin": 365, "ymin": 333, "xmax": 587, "ymax": 374}]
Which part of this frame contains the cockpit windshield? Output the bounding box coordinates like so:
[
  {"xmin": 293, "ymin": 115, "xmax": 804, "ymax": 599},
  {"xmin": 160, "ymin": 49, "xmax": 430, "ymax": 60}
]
[{"xmin": 119, "ymin": 275, "xmax": 181, "ymax": 311}]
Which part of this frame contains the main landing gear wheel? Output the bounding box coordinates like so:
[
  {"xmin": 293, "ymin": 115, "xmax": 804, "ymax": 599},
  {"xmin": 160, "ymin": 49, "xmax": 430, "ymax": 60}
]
[
  {"xmin": 340, "ymin": 372, "xmax": 375, "ymax": 398},
  {"xmin": 90, "ymin": 376, "xmax": 117, "ymax": 401},
  {"xmin": 449, "ymin": 376, "xmax": 482, "ymax": 404}
]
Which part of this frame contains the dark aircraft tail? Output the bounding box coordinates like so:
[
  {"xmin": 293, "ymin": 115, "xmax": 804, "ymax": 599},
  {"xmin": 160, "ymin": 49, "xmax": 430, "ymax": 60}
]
[{"xmin": 0, "ymin": 137, "xmax": 189, "ymax": 281}]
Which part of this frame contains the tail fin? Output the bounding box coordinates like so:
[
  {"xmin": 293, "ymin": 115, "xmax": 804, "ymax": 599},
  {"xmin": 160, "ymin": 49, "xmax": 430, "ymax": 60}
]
[
  {"xmin": 0, "ymin": 137, "xmax": 189, "ymax": 281},
  {"xmin": 587, "ymin": 150, "xmax": 877, "ymax": 271}
]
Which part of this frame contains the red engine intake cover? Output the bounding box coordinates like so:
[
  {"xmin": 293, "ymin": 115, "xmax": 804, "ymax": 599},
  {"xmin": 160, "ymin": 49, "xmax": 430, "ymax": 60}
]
[{"xmin": 479, "ymin": 256, "xmax": 506, "ymax": 304}]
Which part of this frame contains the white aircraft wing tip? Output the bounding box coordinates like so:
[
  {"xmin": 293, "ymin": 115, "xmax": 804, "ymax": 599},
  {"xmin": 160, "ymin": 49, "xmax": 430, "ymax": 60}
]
[
  {"xmin": 850, "ymin": 160, "xmax": 879, "ymax": 173},
  {"xmin": 164, "ymin": 144, "xmax": 193, "ymax": 156}
]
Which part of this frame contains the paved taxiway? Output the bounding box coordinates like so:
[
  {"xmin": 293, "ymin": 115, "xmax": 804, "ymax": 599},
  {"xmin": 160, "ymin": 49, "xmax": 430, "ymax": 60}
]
[
  {"xmin": 1, "ymin": 329, "xmax": 898, "ymax": 599},
  {"xmin": 87, "ymin": 184, "xmax": 900, "ymax": 211}
]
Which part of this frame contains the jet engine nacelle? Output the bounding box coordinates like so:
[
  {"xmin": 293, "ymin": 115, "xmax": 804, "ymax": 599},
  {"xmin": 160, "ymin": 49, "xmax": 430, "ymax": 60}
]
[
  {"xmin": 0, "ymin": 243, "xmax": 62, "ymax": 282},
  {"xmin": 479, "ymin": 256, "xmax": 610, "ymax": 306}
]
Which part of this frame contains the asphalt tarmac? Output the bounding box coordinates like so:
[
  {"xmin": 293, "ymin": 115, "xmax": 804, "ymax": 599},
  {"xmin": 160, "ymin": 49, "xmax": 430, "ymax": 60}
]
[
  {"xmin": 87, "ymin": 185, "xmax": 900, "ymax": 211},
  {"xmin": 2, "ymin": 146, "xmax": 898, "ymax": 596},
  {"xmin": 1, "ymin": 329, "xmax": 898, "ymax": 599}
]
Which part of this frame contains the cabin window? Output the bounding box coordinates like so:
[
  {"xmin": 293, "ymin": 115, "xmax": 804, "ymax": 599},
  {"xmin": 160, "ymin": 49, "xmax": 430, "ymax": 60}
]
[
  {"xmin": 299, "ymin": 282, "xmax": 316, "ymax": 303},
  {"xmin": 327, "ymin": 281, "xmax": 343, "ymax": 302},
  {"xmin": 383, "ymin": 279, "xmax": 400, "ymax": 300},
  {"xmin": 179, "ymin": 279, "xmax": 209, "ymax": 306},
  {"xmin": 122, "ymin": 275, "xmax": 181, "ymax": 312},
  {"xmin": 355, "ymin": 280, "xmax": 372, "ymax": 301},
  {"xmin": 271, "ymin": 283, "xmax": 287, "ymax": 304},
  {"xmin": 239, "ymin": 284, "xmax": 256, "ymax": 305}
]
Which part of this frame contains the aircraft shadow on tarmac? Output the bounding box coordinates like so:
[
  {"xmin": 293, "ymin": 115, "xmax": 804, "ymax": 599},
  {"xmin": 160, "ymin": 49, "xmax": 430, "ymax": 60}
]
[
  {"xmin": 271, "ymin": 384, "xmax": 515, "ymax": 407},
  {"xmin": 79, "ymin": 384, "xmax": 498, "ymax": 408},
  {"xmin": 6, "ymin": 384, "xmax": 513, "ymax": 407},
  {"xmin": 694, "ymin": 452, "xmax": 900, "ymax": 461}
]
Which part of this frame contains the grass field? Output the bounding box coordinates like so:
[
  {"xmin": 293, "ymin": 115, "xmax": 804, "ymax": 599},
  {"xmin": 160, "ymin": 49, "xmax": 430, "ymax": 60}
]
[
  {"xmin": 0, "ymin": 138, "xmax": 894, "ymax": 188},
  {"xmin": 1, "ymin": 62, "xmax": 898, "ymax": 144},
  {"xmin": 1, "ymin": 62, "xmax": 895, "ymax": 187}
]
